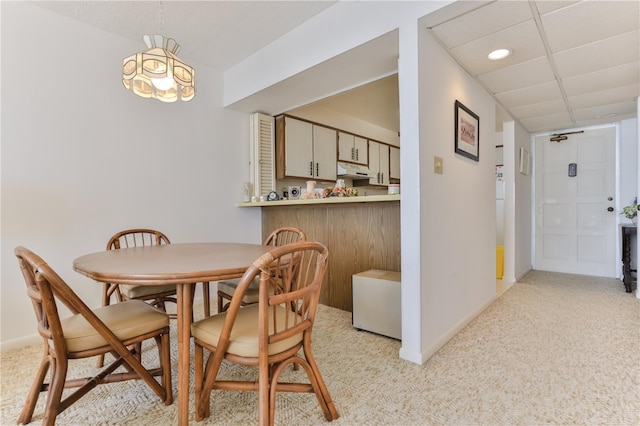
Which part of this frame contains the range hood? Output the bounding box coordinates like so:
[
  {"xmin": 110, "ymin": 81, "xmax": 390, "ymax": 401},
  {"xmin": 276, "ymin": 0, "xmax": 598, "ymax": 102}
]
[{"xmin": 337, "ymin": 162, "xmax": 374, "ymax": 179}]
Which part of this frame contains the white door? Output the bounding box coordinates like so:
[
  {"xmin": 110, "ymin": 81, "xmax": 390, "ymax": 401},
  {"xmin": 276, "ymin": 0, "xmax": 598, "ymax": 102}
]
[{"xmin": 534, "ymin": 126, "xmax": 616, "ymax": 277}]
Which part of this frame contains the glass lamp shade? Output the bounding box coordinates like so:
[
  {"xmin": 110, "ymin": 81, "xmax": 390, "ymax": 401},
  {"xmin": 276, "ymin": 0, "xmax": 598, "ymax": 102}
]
[{"xmin": 122, "ymin": 35, "xmax": 195, "ymax": 102}]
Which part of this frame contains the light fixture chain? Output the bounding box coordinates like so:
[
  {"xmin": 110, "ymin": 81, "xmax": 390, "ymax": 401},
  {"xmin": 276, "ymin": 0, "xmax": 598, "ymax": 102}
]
[{"xmin": 158, "ymin": 1, "xmax": 165, "ymax": 36}]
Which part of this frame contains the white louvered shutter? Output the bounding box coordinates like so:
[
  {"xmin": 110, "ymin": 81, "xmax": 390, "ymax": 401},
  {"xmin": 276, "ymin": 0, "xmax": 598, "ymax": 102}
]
[{"xmin": 250, "ymin": 113, "xmax": 275, "ymax": 197}]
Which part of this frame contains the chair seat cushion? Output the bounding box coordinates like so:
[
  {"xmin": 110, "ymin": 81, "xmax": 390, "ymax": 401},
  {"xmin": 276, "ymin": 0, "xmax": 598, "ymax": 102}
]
[
  {"xmin": 60, "ymin": 300, "xmax": 169, "ymax": 352},
  {"xmin": 218, "ymin": 277, "xmax": 267, "ymax": 304},
  {"xmin": 191, "ymin": 305, "xmax": 303, "ymax": 358},
  {"xmin": 120, "ymin": 283, "xmax": 176, "ymax": 299}
]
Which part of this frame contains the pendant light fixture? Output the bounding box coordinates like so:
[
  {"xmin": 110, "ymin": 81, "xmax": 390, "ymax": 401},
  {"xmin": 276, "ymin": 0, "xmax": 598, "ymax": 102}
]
[{"xmin": 122, "ymin": 34, "xmax": 195, "ymax": 102}]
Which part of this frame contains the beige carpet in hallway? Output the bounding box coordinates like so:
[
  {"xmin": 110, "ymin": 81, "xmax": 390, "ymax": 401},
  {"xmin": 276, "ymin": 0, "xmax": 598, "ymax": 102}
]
[{"xmin": 1, "ymin": 270, "xmax": 638, "ymax": 425}]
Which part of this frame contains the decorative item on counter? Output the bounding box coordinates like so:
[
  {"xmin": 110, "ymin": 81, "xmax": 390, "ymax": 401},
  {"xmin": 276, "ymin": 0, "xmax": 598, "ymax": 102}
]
[
  {"xmin": 335, "ymin": 179, "xmax": 345, "ymax": 188},
  {"xmin": 242, "ymin": 182, "xmax": 251, "ymax": 202},
  {"xmin": 323, "ymin": 186, "xmax": 358, "ymax": 198},
  {"xmin": 288, "ymin": 185, "xmax": 301, "ymax": 200},
  {"xmin": 621, "ymin": 197, "xmax": 638, "ymax": 224},
  {"xmin": 388, "ymin": 184, "xmax": 400, "ymax": 195},
  {"xmin": 302, "ymin": 181, "xmax": 319, "ymax": 199}
]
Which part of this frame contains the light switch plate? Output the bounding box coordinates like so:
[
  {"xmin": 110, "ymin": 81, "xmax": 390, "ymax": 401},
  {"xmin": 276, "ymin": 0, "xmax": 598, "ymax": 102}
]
[{"xmin": 434, "ymin": 156, "xmax": 444, "ymax": 174}]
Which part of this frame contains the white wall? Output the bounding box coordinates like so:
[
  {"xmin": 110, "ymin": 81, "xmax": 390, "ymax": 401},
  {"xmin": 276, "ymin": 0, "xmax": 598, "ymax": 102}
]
[
  {"xmin": 513, "ymin": 120, "xmax": 533, "ymax": 280},
  {"xmin": 502, "ymin": 122, "xmax": 516, "ymax": 284},
  {"xmin": 1, "ymin": 2, "xmax": 261, "ymax": 349},
  {"xmin": 619, "ymin": 118, "xmax": 638, "ymax": 215},
  {"xmin": 619, "ymin": 118, "xmax": 638, "ymax": 278},
  {"xmin": 416, "ymin": 29, "xmax": 497, "ymax": 361}
]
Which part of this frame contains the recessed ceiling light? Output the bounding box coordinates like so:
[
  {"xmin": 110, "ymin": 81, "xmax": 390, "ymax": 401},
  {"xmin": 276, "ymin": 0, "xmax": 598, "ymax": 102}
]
[{"xmin": 488, "ymin": 48, "xmax": 512, "ymax": 60}]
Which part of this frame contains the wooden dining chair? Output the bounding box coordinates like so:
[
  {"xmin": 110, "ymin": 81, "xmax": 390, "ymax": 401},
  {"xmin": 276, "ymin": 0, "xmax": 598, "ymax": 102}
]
[
  {"xmin": 102, "ymin": 229, "xmax": 177, "ymax": 313},
  {"xmin": 103, "ymin": 229, "xmax": 214, "ymax": 318},
  {"xmin": 216, "ymin": 226, "xmax": 307, "ymax": 313},
  {"xmin": 14, "ymin": 246, "xmax": 172, "ymax": 426},
  {"xmin": 192, "ymin": 241, "xmax": 339, "ymax": 425}
]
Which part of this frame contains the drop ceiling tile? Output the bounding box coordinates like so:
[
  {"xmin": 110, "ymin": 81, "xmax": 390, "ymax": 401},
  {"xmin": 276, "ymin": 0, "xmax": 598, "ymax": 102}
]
[
  {"xmin": 519, "ymin": 112, "xmax": 573, "ymax": 133},
  {"xmin": 563, "ymin": 62, "xmax": 640, "ymax": 97},
  {"xmin": 450, "ymin": 19, "xmax": 546, "ymax": 75},
  {"xmin": 568, "ymin": 84, "xmax": 639, "ymax": 110},
  {"xmin": 430, "ymin": 0, "xmax": 532, "ymax": 48},
  {"xmin": 495, "ymin": 81, "xmax": 562, "ymax": 108},
  {"xmin": 534, "ymin": 1, "xmax": 580, "ymax": 15},
  {"xmin": 478, "ymin": 56, "xmax": 554, "ymax": 94},
  {"xmin": 541, "ymin": 0, "xmax": 640, "ymax": 53},
  {"xmin": 509, "ymin": 98, "xmax": 567, "ymax": 120},
  {"xmin": 554, "ymin": 30, "xmax": 640, "ymax": 78},
  {"xmin": 573, "ymin": 100, "xmax": 638, "ymax": 122}
]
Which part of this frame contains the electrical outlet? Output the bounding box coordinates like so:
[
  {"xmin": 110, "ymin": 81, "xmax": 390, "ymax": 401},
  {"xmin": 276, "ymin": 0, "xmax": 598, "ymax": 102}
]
[{"xmin": 434, "ymin": 156, "xmax": 444, "ymax": 174}]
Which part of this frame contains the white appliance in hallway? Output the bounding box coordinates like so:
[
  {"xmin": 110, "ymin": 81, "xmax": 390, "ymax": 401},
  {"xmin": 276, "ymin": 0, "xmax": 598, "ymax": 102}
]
[{"xmin": 352, "ymin": 269, "xmax": 401, "ymax": 340}]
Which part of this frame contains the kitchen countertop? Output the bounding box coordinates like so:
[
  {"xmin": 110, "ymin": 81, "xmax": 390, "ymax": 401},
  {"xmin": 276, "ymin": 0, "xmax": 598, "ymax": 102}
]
[{"xmin": 237, "ymin": 194, "xmax": 400, "ymax": 207}]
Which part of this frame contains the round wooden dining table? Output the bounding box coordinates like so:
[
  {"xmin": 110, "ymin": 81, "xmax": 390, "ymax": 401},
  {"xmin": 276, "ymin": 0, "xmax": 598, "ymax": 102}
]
[{"xmin": 73, "ymin": 242, "xmax": 274, "ymax": 426}]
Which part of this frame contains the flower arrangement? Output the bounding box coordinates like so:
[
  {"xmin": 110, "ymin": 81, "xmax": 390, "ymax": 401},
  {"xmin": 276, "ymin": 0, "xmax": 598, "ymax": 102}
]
[
  {"xmin": 323, "ymin": 186, "xmax": 358, "ymax": 198},
  {"xmin": 621, "ymin": 197, "xmax": 638, "ymax": 219}
]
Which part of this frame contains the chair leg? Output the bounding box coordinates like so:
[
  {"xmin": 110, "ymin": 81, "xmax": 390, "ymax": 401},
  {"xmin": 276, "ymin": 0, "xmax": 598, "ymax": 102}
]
[
  {"xmin": 302, "ymin": 342, "xmax": 339, "ymax": 421},
  {"xmin": 258, "ymin": 355, "xmax": 270, "ymax": 426},
  {"xmin": 217, "ymin": 292, "xmax": 224, "ymax": 314},
  {"xmin": 42, "ymin": 355, "xmax": 67, "ymax": 426},
  {"xmin": 194, "ymin": 342, "xmax": 213, "ymax": 421},
  {"xmin": 18, "ymin": 347, "xmax": 51, "ymax": 425},
  {"xmin": 202, "ymin": 282, "xmax": 210, "ymax": 317},
  {"xmin": 97, "ymin": 282, "xmax": 115, "ymax": 368},
  {"xmin": 157, "ymin": 333, "xmax": 173, "ymax": 405},
  {"xmin": 96, "ymin": 353, "xmax": 106, "ymax": 368}
]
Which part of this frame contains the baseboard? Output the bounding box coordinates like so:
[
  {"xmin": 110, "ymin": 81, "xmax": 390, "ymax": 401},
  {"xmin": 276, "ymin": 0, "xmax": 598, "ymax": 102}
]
[
  {"xmin": 516, "ymin": 267, "xmax": 532, "ymax": 282},
  {"xmin": 418, "ymin": 294, "xmax": 496, "ymax": 364},
  {"xmin": 399, "ymin": 346, "xmax": 424, "ymax": 365},
  {"xmin": 1, "ymin": 333, "xmax": 40, "ymax": 352}
]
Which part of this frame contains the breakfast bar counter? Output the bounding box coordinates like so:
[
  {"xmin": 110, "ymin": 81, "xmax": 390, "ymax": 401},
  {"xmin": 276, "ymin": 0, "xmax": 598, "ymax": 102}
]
[
  {"xmin": 242, "ymin": 196, "xmax": 401, "ymax": 312},
  {"xmin": 237, "ymin": 194, "xmax": 400, "ymax": 207}
]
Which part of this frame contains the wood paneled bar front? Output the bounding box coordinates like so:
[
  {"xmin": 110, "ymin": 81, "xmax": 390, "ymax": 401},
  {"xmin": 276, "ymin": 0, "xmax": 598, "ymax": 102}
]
[{"xmin": 240, "ymin": 197, "xmax": 400, "ymax": 311}]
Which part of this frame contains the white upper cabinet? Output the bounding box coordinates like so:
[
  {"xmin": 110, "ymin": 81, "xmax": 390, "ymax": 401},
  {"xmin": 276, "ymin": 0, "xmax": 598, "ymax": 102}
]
[
  {"xmin": 368, "ymin": 141, "xmax": 390, "ymax": 186},
  {"xmin": 390, "ymin": 146, "xmax": 400, "ymax": 180},
  {"xmin": 313, "ymin": 125, "xmax": 338, "ymax": 181},
  {"xmin": 276, "ymin": 115, "xmax": 337, "ymax": 181},
  {"xmin": 281, "ymin": 116, "xmax": 313, "ymax": 178},
  {"xmin": 338, "ymin": 132, "xmax": 368, "ymax": 165}
]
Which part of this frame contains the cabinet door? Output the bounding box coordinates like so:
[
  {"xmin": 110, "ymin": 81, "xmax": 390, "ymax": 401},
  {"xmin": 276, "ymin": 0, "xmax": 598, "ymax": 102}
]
[
  {"xmin": 284, "ymin": 117, "xmax": 314, "ymax": 178},
  {"xmin": 368, "ymin": 141, "xmax": 381, "ymax": 185},
  {"xmin": 368, "ymin": 141, "xmax": 390, "ymax": 186},
  {"xmin": 390, "ymin": 146, "xmax": 400, "ymax": 180},
  {"xmin": 337, "ymin": 132, "xmax": 354, "ymax": 162},
  {"xmin": 353, "ymin": 136, "xmax": 368, "ymax": 165},
  {"xmin": 379, "ymin": 144, "xmax": 390, "ymax": 185},
  {"xmin": 313, "ymin": 125, "xmax": 337, "ymax": 181}
]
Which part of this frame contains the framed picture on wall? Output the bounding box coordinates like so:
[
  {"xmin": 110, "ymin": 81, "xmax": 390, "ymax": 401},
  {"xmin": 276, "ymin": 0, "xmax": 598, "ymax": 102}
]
[{"xmin": 454, "ymin": 100, "xmax": 480, "ymax": 162}]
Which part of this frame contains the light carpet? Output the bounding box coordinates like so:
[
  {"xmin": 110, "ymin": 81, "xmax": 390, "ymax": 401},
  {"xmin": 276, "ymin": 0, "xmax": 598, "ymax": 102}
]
[{"xmin": 1, "ymin": 270, "xmax": 639, "ymax": 425}]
